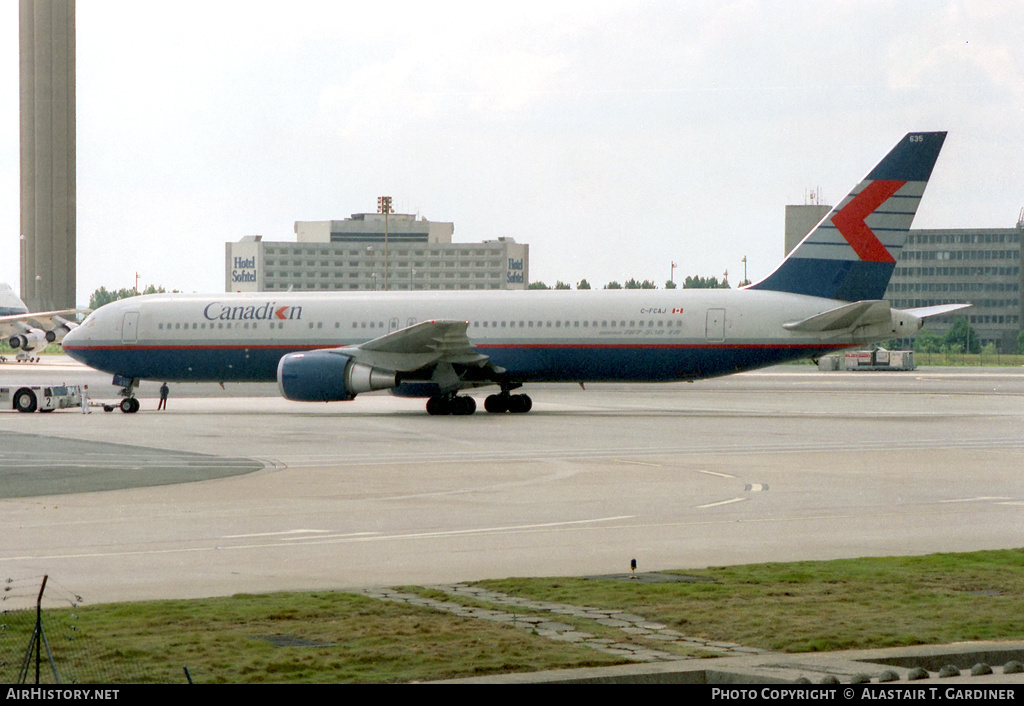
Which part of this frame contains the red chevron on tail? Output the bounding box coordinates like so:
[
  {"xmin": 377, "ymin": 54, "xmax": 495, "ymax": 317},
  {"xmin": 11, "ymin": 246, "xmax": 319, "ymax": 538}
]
[{"xmin": 830, "ymin": 179, "xmax": 906, "ymax": 263}]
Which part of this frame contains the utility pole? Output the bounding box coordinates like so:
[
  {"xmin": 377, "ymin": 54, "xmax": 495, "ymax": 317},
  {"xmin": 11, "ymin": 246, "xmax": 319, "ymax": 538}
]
[{"xmin": 377, "ymin": 196, "xmax": 392, "ymax": 290}]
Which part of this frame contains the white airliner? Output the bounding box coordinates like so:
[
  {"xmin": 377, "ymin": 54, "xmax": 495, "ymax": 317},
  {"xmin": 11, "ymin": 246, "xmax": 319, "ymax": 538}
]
[
  {"xmin": 63, "ymin": 132, "xmax": 967, "ymax": 414},
  {"xmin": 0, "ymin": 283, "xmax": 82, "ymax": 363}
]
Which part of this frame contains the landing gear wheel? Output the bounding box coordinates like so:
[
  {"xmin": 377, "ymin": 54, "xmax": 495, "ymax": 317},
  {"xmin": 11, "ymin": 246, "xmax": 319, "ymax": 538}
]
[
  {"xmin": 507, "ymin": 394, "xmax": 532, "ymax": 414},
  {"xmin": 426, "ymin": 396, "xmax": 451, "ymax": 416},
  {"xmin": 426, "ymin": 395, "xmax": 477, "ymax": 416},
  {"xmin": 484, "ymin": 394, "xmax": 508, "ymax": 413},
  {"xmin": 485, "ymin": 392, "xmax": 532, "ymax": 413},
  {"xmin": 119, "ymin": 397, "xmax": 140, "ymax": 414},
  {"xmin": 14, "ymin": 389, "xmax": 37, "ymax": 413},
  {"xmin": 452, "ymin": 396, "xmax": 476, "ymax": 416}
]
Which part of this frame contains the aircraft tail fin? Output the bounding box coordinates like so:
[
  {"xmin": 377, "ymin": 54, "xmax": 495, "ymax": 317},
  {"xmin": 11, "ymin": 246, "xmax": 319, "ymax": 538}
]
[
  {"xmin": 0, "ymin": 283, "xmax": 29, "ymax": 316},
  {"xmin": 749, "ymin": 132, "xmax": 946, "ymax": 301}
]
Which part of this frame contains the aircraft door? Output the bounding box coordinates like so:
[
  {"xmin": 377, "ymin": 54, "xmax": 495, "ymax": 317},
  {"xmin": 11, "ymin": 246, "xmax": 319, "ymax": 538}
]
[
  {"xmin": 389, "ymin": 317, "xmax": 400, "ymax": 333},
  {"xmin": 121, "ymin": 312, "xmax": 140, "ymax": 344},
  {"xmin": 705, "ymin": 308, "xmax": 726, "ymax": 343}
]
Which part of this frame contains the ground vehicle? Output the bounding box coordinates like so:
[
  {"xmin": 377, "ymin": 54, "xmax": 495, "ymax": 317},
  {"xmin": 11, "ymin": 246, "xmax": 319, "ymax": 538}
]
[{"xmin": 1, "ymin": 384, "xmax": 83, "ymax": 413}]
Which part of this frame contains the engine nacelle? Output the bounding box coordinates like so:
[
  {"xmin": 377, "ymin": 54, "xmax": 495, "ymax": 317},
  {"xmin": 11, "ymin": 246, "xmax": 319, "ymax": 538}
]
[
  {"xmin": 46, "ymin": 317, "xmax": 77, "ymax": 343},
  {"xmin": 9, "ymin": 328, "xmax": 47, "ymax": 351},
  {"xmin": 277, "ymin": 350, "xmax": 397, "ymax": 402}
]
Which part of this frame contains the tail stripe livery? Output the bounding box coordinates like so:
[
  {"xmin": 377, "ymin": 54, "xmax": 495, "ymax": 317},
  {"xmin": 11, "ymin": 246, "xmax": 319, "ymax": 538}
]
[
  {"xmin": 750, "ymin": 132, "xmax": 946, "ymax": 301},
  {"xmin": 829, "ymin": 179, "xmax": 906, "ymax": 263}
]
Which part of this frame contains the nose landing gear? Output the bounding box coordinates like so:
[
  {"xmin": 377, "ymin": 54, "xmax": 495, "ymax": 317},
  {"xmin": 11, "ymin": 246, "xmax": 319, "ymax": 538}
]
[{"xmin": 114, "ymin": 375, "xmax": 140, "ymax": 414}]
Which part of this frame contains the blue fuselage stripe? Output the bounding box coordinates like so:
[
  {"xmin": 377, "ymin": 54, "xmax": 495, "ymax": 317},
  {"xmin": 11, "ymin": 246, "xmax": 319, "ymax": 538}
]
[{"xmin": 64, "ymin": 342, "xmax": 847, "ymax": 384}]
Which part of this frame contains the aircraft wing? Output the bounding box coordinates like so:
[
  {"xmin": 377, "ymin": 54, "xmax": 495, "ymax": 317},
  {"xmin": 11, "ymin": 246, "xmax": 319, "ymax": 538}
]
[
  {"xmin": 338, "ymin": 319, "xmax": 490, "ymax": 372},
  {"xmin": 0, "ymin": 309, "xmax": 86, "ymax": 343}
]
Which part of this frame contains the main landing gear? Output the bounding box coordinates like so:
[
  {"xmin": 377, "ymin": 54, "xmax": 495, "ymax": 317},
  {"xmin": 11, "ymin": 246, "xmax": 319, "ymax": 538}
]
[
  {"xmin": 483, "ymin": 392, "xmax": 532, "ymax": 414},
  {"xmin": 424, "ymin": 391, "xmax": 533, "ymax": 415},
  {"xmin": 425, "ymin": 394, "xmax": 477, "ymax": 416}
]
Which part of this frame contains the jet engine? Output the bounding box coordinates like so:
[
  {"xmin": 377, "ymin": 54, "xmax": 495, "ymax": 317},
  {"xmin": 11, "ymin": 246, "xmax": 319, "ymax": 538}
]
[
  {"xmin": 8, "ymin": 328, "xmax": 47, "ymax": 351},
  {"xmin": 45, "ymin": 316, "xmax": 77, "ymax": 343},
  {"xmin": 277, "ymin": 350, "xmax": 397, "ymax": 402}
]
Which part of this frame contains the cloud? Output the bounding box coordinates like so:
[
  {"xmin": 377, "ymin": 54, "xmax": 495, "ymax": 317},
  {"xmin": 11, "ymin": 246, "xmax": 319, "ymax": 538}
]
[{"xmin": 4, "ymin": 0, "xmax": 1024, "ymax": 297}]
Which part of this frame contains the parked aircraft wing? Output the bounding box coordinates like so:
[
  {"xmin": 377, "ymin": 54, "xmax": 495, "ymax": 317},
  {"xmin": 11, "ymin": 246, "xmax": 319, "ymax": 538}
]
[
  {"xmin": 0, "ymin": 309, "xmax": 87, "ymax": 346},
  {"xmin": 0, "ymin": 309, "xmax": 81, "ymax": 330}
]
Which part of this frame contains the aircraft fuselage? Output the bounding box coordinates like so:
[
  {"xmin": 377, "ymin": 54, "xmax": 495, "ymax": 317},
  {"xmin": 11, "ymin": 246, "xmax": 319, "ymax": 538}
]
[{"xmin": 64, "ymin": 288, "xmax": 880, "ymax": 385}]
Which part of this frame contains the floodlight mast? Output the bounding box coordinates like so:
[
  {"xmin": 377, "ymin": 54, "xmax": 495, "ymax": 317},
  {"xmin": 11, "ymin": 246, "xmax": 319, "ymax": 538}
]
[{"xmin": 377, "ymin": 196, "xmax": 392, "ymax": 290}]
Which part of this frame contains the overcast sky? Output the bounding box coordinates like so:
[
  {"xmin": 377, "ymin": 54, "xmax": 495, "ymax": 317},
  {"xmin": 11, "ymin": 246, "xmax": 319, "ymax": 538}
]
[{"xmin": 2, "ymin": 0, "xmax": 1023, "ymax": 304}]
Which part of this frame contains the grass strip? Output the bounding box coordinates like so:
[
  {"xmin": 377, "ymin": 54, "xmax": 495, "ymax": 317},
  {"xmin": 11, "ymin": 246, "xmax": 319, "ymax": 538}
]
[
  {"xmin": 2, "ymin": 549, "xmax": 1021, "ymax": 683},
  {"xmin": 479, "ymin": 549, "xmax": 1024, "ymax": 652}
]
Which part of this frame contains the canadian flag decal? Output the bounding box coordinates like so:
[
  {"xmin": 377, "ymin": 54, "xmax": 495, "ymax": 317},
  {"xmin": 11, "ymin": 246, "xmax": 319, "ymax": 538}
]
[{"xmin": 830, "ymin": 179, "xmax": 906, "ymax": 263}]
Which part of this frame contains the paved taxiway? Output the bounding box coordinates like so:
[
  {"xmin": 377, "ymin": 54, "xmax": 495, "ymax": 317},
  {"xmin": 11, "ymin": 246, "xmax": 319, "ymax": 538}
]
[{"xmin": 1, "ymin": 357, "xmax": 1022, "ymax": 607}]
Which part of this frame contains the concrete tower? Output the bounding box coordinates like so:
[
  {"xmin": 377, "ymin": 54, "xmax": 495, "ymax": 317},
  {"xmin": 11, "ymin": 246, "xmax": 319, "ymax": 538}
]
[{"xmin": 20, "ymin": 0, "xmax": 76, "ymax": 312}]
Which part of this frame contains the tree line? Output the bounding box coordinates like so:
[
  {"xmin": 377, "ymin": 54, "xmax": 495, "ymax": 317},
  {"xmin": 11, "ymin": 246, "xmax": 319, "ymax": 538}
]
[
  {"xmin": 89, "ymin": 285, "xmax": 176, "ymax": 310},
  {"xmin": 527, "ymin": 275, "xmax": 731, "ymax": 290}
]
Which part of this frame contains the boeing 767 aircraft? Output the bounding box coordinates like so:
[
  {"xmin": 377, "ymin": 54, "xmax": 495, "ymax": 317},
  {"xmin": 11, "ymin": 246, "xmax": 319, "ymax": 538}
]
[{"xmin": 63, "ymin": 132, "xmax": 966, "ymax": 414}]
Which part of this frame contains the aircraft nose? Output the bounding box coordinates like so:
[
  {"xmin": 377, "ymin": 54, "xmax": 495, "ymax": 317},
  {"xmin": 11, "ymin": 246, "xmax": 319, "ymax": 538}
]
[
  {"xmin": 62, "ymin": 322, "xmax": 82, "ymax": 346},
  {"xmin": 60, "ymin": 313, "xmax": 93, "ymax": 352}
]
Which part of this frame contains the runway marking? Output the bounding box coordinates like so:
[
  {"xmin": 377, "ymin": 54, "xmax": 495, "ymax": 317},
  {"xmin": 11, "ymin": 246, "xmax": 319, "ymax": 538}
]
[
  {"xmin": 697, "ymin": 470, "xmax": 735, "ymax": 478},
  {"xmin": 280, "ymin": 532, "xmax": 379, "ymax": 542},
  {"xmin": 939, "ymin": 497, "xmax": 1012, "ymax": 504},
  {"xmin": 222, "ymin": 529, "xmax": 332, "ymax": 539},
  {"xmin": 696, "ymin": 497, "xmax": 746, "ymax": 509},
  {"xmin": 277, "ymin": 435, "xmax": 1024, "ymax": 468},
  {"xmin": 0, "ymin": 516, "xmax": 637, "ymax": 562},
  {"xmin": 3, "ymin": 505, "xmax": 1018, "ymax": 566},
  {"xmin": 614, "ymin": 460, "xmax": 662, "ymax": 467},
  {"xmin": 289, "ymin": 516, "xmax": 636, "ymax": 544}
]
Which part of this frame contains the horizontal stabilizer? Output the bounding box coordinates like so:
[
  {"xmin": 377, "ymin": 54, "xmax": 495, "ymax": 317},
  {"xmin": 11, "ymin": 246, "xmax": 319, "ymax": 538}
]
[
  {"xmin": 902, "ymin": 303, "xmax": 972, "ymax": 319},
  {"xmin": 783, "ymin": 300, "xmax": 891, "ymax": 333}
]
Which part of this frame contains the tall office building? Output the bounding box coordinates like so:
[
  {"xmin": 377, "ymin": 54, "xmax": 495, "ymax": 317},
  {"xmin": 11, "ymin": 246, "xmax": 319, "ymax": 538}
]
[
  {"xmin": 786, "ymin": 205, "xmax": 1024, "ymax": 351},
  {"xmin": 886, "ymin": 224, "xmax": 1023, "ymax": 351},
  {"xmin": 20, "ymin": 0, "xmax": 76, "ymax": 311},
  {"xmin": 784, "ymin": 204, "xmax": 831, "ymax": 256}
]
